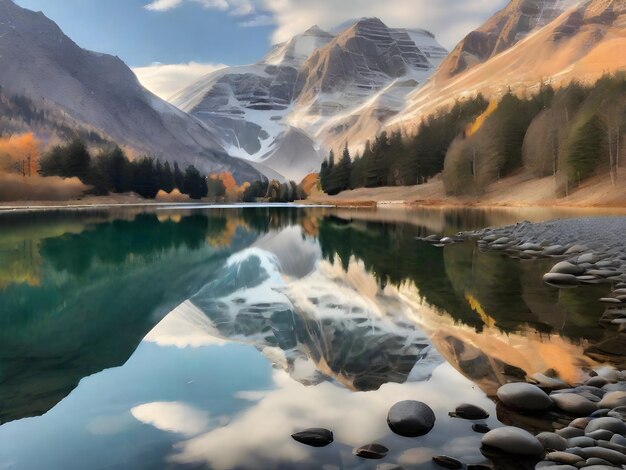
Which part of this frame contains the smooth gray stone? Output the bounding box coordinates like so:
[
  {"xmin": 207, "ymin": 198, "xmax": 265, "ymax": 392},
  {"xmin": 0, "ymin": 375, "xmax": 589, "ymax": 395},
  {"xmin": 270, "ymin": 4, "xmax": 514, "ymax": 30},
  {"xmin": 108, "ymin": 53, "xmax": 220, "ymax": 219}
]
[
  {"xmin": 565, "ymin": 245, "xmax": 589, "ymax": 254},
  {"xmin": 581, "ymin": 464, "xmax": 619, "ymax": 470},
  {"xmin": 579, "ymin": 446, "xmax": 626, "ymax": 465},
  {"xmin": 607, "ymin": 406, "xmax": 626, "ymax": 421},
  {"xmin": 578, "ymin": 253, "xmax": 599, "ymax": 264},
  {"xmin": 537, "ymin": 432, "xmax": 568, "ymax": 451},
  {"xmin": 497, "ymin": 383, "xmax": 553, "ymax": 411},
  {"xmin": 598, "ymin": 391, "xmax": 626, "ymax": 409},
  {"xmin": 546, "ymin": 451, "xmax": 584, "ymax": 464},
  {"xmin": 551, "ymin": 262, "xmax": 586, "ymax": 275},
  {"xmin": 553, "ymin": 394, "xmax": 598, "ymax": 417},
  {"xmin": 602, "ymin": 383, "xmax": 626, "ymax": 392},
  {"xmin": 387, "ymin": 400, "xmax": 435, "ymax": 437},
  {"xmin": 450, "ymin": 403, "xmax": 489, "ymax": 420},
  {"xmin": 543, "ymin": 245, "xmax": 567, "ymax": 256},
  {"xmin": 558, "ymin": 427, "xmax": 585, "ymax": 439},
  {"xmin": 481, "ymin": 426, "xmax": 545, "ymax": 456},
  {"xmin": 544, "ymin": 273, "xmax": 580, "ymax": 287},
  {"xmin": 472, "ymin": 423, "xmax": 491, "ymax": 434},
  {"xmin": 291, "ymin": 428, "xmax": 334, "ymax": 447},
  {"xmin": 567, "ymin": 436, "xmax": 596, "ymax": 448},
  {"xmin": 596, "ymin": 439, "xmax": 626, "ymax": 454},
  {"xmin": 354, "ymin": 443, "xmax": 389, "ymax": 459},
  {"xmin": 585, "ymin": 417, "xmax": 626, "ymax": 435},
  {"xmin": 585, "ymin": 430, "xmax": 614, "ymax": 441},
  {"xmin": 610, "ymin": 434, "xmax": 626, "ymax": 446},
  {"xmin": 586, "ymin": 377, "xmax": 610, "ymax": 388},
  {"xmin": 432, "ymin": 455, "xmax": 463, "ymax": 469},
  {"xmin": 590, "ymin": 409, "xmax": 611, "ymax": 418}
]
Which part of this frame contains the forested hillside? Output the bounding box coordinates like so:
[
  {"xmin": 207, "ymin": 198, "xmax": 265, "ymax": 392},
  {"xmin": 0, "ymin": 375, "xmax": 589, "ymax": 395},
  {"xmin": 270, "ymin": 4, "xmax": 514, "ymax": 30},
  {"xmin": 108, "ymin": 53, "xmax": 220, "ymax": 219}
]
[{"xmin": 319, "ymin": 74, "xmax": 626, "ymax": 198}]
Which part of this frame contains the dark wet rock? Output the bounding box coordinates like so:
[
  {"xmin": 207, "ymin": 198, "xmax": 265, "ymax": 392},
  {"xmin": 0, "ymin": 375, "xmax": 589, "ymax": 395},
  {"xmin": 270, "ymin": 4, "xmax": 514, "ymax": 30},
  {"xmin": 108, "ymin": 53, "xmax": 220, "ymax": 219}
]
[
  {"xmin": 387, "ymin": 400, "xmax": 436, "ymax": 437},
  {"xmin": 450, "ymin": 403, "xmax": 489, "ymax": 420},
  {"xmin": 481, "ymin": 426, "xmax": 545, "ymax": 457},
  {"xmin": 598, "ymin": 391, "xmax": 626, "ymax": 409},
  {"xmin": 585, "ymin": 429, "xmax": 614, "ymax": 441},
  {"xmin": 590, "ymin": 409, "xmax": 611, "ymax": 418},
  {"xmin": 579, "ymin": 446, "xmax": 626, "ymax": 465},
  {"xmin": 546, "ymin": 451, "xmax": 584, "ymax": 465},
  {"xmin": 610, "ymin": 406, "xmax": 626, "ymax": 421},
  {"xmin": 582, "ymin": 457, "xmax": 614, "ymax": 467},
  {"xmin": 597, "ymin": 439, "xmax": 626, "ymax": 454},
  {"xmin": 473, "ymin": 423, "xmax": 491, "ymax": 434},
  {"xmin": 586, "ymin": 377, "xmax": 610, "ymax": 388},
  {"xmin": 543, "ymin": 272, "xmax": 580, "ymax": 287},
  {"xmin": 497, "ymin": 383, "xmax": 553, "ymax": 411},
  {"xmin": 466, "ymin": 465, "xmax": 493, "ymax": 470},
  {"xmin": 291, "ymin": 428, "xmax": 334, "ymax": 447},
  {"xmin": 551, "ymin": 262, "xmax": 585, "ymax": 276},
  {"xmin": 557, "ymin": 427, "xmax": 585, "ymax": 439},
  {"xmin": 537, "ymin": 432, "xmax": 568, "ymax": 451},
  {"xmin": 585, "ymin": 417, "xmax": 626, "ymax": 435},
  {"xmin": 354, "ymin": 443, "xmax": 389, "ymax": 459},
  {"xmin": 567, "ymin": 436, "xmax": 596, "ymax": 448},
  {"xmin": 552, "ymin": 393, "xmax": 598, "ymax": 417},
  {"xmin": 432, "ymin": 455, "xmax": 463, "ymax": 469}
]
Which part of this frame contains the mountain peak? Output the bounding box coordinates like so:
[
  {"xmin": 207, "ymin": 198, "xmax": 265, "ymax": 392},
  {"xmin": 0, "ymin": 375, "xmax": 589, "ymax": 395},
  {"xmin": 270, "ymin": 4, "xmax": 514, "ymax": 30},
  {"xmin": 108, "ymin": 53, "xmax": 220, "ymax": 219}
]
[{"xmin": 303, "ymin": 25, "xmax": 332, "ymax": 37}]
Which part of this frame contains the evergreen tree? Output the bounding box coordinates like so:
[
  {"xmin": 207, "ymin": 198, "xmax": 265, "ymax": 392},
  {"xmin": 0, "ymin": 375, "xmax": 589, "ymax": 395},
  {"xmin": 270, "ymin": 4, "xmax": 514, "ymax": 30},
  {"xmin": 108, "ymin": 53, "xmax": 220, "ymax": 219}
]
[
  {"xmin": 183, "ymin": 165, "xmax": 208, "ymax": 200},
  {"xmin": 327, "ymin": 144, "xmax": 352, "ymax": 195},
  {"xmin": 161, "ymin": 161, "xmax": 175, "ymax": 193},
  {"xmin": 174, "ymin": 162, "xmax": 185, "ymax": 192}
]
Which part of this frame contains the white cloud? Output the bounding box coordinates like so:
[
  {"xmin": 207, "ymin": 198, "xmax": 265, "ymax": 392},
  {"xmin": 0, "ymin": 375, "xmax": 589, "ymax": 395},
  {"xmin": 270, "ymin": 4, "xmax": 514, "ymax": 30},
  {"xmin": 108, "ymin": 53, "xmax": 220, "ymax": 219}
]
[
  {"xmin": 264, "ymin": 0, "xmax": 509, "ymax": 49},
  {"xmin": 131, "ymin": 402, "xmax": 211, "ymax": 436},
  {"xmin": 144, "ymin": 0, "xmax": 507, "ymax": 49},
  {"xmin": 133, "ymin": 62, "xmax": 226, "ymax": 100}
]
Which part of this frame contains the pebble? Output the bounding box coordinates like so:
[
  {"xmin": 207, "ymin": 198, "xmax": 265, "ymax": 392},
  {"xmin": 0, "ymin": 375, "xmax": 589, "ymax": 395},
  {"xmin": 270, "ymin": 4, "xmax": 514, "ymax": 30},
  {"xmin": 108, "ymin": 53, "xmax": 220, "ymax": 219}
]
[
  {"xmin": 537, "ymin": 432, "xmax": 568, "ymax": 451},
  {"xmin": 585, "ymin": 417, "xmax": 626, "ymax": 435},
  {"xmin": 450, "ymin": 403, "xmax": 489, "ymax": 420},
  {"xmin": 551, "ymin": 393, "xmax": 598, "ymax": 417},
  {"xmin": 481, "ymin": 426, "xmax": 545, "ymax": 456},
  {"xmin": 497, "ymin": 383, "xmax": 553, "ymax": 411},
  {"xmin": 544, "ymin": 273, "xmax": 580, "ymax": 287},
  {"xmin": 557, "ymin": 427, "xmax": 585, "ymax": 439},
  {"xmin": 387, "ymin": 400, "xmax": 436, "ymax": 437},
  {"xmin": 598, "ymin": 391, "xmax": 626, "ymax": 409},
  {"xmin": 585, "ymin": 430, "xmax": 614, "ymax": 441},
  {"xmin": 432, "ymin": 456, "xmax": 463, "ymax": 469},
  {"xmin": 291, "ymin": 428, "xmax": 334, "ymax": 447},
  {"xmin": 546, "ymin": 451, "xmax": 584, "ymax": 464},
  {"xmin": 354, "ymin": 443, "xmax": 389, "ymax": 459},
  {"xmin": 567, "ymin": 436, "xmax": 595, "ymax": 448},
  {"xmin": 472, "ymin": 424, "xmax": 491, "ymax": 434}
]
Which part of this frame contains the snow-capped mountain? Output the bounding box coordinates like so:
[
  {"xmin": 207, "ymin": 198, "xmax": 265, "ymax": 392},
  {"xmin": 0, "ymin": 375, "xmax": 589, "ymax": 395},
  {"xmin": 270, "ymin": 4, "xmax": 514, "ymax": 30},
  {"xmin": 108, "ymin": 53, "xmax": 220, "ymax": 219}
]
[
  {"xmin": 171, "ymin": 18, "xmax": 447, "ymax": 182},
  {"xmin": 178, "ymin": 228, "xmax": 440, "ymax": 391},
  {"xmin": 0, "ymin": 0, "xmax": 258, "ymax": 181}
]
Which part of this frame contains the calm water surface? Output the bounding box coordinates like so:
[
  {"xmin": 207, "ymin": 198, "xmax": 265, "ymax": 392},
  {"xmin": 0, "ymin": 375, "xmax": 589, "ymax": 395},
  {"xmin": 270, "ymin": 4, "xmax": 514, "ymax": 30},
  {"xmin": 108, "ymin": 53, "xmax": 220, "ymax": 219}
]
[{"xmin": 0, "ymin": 205, "xmax": 624, "ymax": 470}]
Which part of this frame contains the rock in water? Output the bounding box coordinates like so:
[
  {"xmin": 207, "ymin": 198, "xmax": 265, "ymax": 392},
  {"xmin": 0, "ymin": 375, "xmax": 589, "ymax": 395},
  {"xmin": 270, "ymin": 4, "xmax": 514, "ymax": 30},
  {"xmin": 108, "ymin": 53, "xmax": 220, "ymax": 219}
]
[
  {"xmin": 291, "ymin": 428, "xmax": 334, "ymax": 447},
  {"xmin": 354, "ymin": 443, "xmax": 389, "ymax": 459},
  {"xmin": 472, "ymin": 424, "xmax": 491, "ymax": 434},
  {"xmin": 496, "ymin": 383, "xmax": 553, "ymax": 411},
  {"xmin": 481, "ymin": 426, "xmax": 545, "ymax": 456},
  {"xmin": 551, "ymin": 393, "xmax": 598, "ymax": 416},
  {"xmin": 432, "ymin": 455, "xmax": 463, "ymax": 469},
  {"xmin": 387, "ymin": 400, "xmax": 436, "ymax": 437},
  {"xmin": 449, "ymin": 403, "xmax": 489, "ymax": 420}
]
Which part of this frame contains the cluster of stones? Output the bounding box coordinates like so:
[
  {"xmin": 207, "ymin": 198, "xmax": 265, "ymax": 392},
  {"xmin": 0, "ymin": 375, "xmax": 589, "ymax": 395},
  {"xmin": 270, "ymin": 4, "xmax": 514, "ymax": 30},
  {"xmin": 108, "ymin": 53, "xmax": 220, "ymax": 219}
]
[
  {"xmin": 485, "ymin": 370, "xmax": 626, "ymax": 469},
  {"xmin": 291, "ymin": 400, "xmax": 493, "ymax": 469}
]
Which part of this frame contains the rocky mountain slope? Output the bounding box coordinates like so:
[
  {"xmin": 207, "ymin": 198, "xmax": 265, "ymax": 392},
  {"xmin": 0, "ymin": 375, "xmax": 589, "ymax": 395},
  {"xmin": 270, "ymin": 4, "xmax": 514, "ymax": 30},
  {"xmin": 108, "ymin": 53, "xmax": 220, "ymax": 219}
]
[
  {"xmin": 390, "ymin": 0, "xmax": 626, "ymax": 134},
  {"xmin": 171, "ymin": 18, "xmax": 447, "ymax": 182},
  {"xmin": 0, "ymin": 0, "xmax": 258, "ymax": 181}
]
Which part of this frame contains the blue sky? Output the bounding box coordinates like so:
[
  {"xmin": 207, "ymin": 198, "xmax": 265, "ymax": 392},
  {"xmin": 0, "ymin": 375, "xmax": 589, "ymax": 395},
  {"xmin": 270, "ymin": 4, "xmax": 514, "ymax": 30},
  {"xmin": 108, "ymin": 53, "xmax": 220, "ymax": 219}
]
[
  {"xmin": 15, "ymin": 0, "xmax": 274, "ymax": 67},
  {"xmin": 13, "ymin": 0, "xmax": 507, "ymax": 99}
]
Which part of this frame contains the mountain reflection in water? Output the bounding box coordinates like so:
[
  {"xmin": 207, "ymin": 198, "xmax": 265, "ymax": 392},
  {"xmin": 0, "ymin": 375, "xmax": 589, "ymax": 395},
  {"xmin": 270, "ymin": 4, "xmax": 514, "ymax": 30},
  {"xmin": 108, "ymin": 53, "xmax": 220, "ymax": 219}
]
[{"xmin": 0, "ymin": 206, "xmax": 623, "ymax": 469}]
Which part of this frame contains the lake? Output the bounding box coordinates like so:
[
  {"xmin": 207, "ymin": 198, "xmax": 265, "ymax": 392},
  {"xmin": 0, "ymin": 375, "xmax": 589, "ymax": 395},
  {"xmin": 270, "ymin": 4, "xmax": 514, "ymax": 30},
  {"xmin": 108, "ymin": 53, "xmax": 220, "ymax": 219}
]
[{"xmin": 0, "ymin": 205, "xmax": 624, "ymax": 470}]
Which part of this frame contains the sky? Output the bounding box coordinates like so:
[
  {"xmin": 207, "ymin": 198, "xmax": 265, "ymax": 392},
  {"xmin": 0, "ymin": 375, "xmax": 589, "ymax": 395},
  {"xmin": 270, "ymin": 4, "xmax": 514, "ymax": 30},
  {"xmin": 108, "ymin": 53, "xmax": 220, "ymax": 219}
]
[{"xmin": 14, "ymin": 0, "xmax": 508, "ymax": 99}]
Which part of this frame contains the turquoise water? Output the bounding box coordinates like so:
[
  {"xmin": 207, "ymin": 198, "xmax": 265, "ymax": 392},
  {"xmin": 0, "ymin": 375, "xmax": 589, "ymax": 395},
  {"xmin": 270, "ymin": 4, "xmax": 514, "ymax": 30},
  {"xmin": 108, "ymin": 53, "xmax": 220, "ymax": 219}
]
[{"xmin": 0, "ymin": 206, "xmax": 621, "ymax": 469}]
